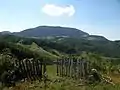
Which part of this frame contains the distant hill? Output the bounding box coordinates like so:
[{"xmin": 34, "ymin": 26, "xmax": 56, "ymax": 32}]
[
  {"xmin": 13, "ymin": 26, "xmax": 89, "ymax": 38},
  {"xmin": 0, "ymin": 26, "xmax": 108, "ymax": 41},
  {"xmin": 0, "ymin": 31, "xmax": 11, "ymax": 35},
  {"xmin": 85, "ymin": 35, "xmax": 108, "ymax": 41},
  {"xmin": 0, "ymin": 34, "xmax": 120, "ymax": 58}
]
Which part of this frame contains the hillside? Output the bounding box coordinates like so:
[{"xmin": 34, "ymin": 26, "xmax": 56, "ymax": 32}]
[
  {"xmin": 0, "ymin": 34, "xmax": 120, "ymax": 58},
  {"xmin": 39, "ymin": 37, "xmax": 120, "ymax": 58},
  {"xmin": 0, "ymin": 26, "xmax": 108, "ymax": 42},
  {"xmin": 22, "ymin": 42, "xmax": 59, "ymax": 60},
  {"xmin": 13, "ymin": 26, "xmax": 89, "ymax": 38}
]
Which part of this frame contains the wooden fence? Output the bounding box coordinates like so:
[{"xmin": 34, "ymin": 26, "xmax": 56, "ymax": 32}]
[
  {"xmin": 7, "ymin": 57, "xmax": 91, "ymax": 83},
  {"xmin": 13, "ymin": 58, "xmax": 46, "ymax": 81},
  {"xmin": 56, "ymin": 57, "xmax": 91, "ymax": 79}
]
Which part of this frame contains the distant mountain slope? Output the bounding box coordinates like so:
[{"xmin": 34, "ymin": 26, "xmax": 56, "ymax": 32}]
[
  {"xmin": 0, "ymin": 34, "xmax": 120, "ymax": 58},
  {"xmin": 0, "ymin": 31, "xmax": 11, "ymax": 35},
  {"xmin": 13, "ymin": 26, "xmax": 89, "ymax": 38},
  {"xmin": 40, "ymin": 37, "xmax": 120, "ymax": 57},
  {"xmin": 85, "ymin": 35, "xmax": 108, "ymax": 41},
  {"xmin": 0, "ymin": 26, "xmax": 108, "ymax": 41}
]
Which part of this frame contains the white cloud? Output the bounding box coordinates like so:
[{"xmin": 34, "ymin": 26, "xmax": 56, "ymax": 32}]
[{"xmin": 42, "ymin": 4, "xmax": 75, "ymax": 17}]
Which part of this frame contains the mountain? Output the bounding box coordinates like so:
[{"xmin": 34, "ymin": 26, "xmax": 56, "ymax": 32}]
[
  {"xmin": 0, "ymin": 31, "xmax": 11, "ymax": 35},
  {"xmin": 0, "ymin": 26, "xmax": 108, "ymax": 41},
  {"xmin": 13, "ymin": 26, "xmax": 89, "ymax": 37},
  {"xmin": 85, "ymin": 35, "xmax": 108, "ymax": 41}
]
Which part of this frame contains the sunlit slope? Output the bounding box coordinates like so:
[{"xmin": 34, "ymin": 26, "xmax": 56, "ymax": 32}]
[{"xmin": 22, "ymin": 42, "xmax": 59, "ymax": 60}]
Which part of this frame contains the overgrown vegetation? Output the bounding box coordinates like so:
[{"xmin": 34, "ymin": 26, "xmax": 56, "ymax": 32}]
[{"xmin": 0, "ymin": 35, "xmax": 120, "ymax": 90}]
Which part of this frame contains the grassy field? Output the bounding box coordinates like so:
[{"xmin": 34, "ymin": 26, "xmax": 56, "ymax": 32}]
[{"xmin": 6, "ymin": 80, "xmax": 120, "ymax": 90}]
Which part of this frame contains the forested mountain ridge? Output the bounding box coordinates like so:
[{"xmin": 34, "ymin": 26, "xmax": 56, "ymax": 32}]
[
  {"xmin": 0, "ymin": 26, "xmax": 108, "ymax": 41},
  {"xmin": 0, "ymin": 34, "xmax": 120, "ymax": 58},
  {"xmin": 13, "ymin": 26, "xmax": 89, "ymax": 38}
]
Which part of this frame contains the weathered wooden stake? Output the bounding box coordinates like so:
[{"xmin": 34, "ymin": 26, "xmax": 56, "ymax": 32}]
[{"xmin": 56, "ymin": 59, "xmax": 59, "ymax": 76}]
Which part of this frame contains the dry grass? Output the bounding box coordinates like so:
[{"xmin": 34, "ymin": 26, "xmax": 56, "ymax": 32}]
[{"xmin": 109, "ymin": 74, "xmax": 120, "ymax": 84}]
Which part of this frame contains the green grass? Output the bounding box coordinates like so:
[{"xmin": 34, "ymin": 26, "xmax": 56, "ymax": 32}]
[
  {"xmin": 47, "ymin": 65, "xmax": 57, "ymax": 78},
  {"xmin": 1, "ymin": 65, "xmax": 120, "ymax": 90},
  {"xmin": 18, "ymin": 42, "xmax": 59, "ymax": 60},
  {"xmin": 5, "ymin": 78, "xmax": 120, "ymax": 90}
]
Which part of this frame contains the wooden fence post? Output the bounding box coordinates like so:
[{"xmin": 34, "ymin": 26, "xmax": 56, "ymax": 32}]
[
  {"xmin": 56, "ymin": 59, "xmax": 59, "ymax": 76},
  {"xmin": 63, "ymin": 58, "xmax": 65, "ymax": 76},
  {"xmin": 43, "ymin": 61, "xmax": 47, "ymax": 90},
  {"xmin": 77, "ymin": 58, "xmax": 79, "ymax": 79},
  {"xmin": 70, "ymin": 58, "xmax": 73, "ymax": 78},
  {"xmin": 26, "ymin": 59, "xmax": 32, "ymax": 81},
  {"xmin": 68, "ymin": 57, "xmax": 70, "ymax": 77},
  {"xmin": 38, "ymin": 60, "xmax": 42, "ymax": 81},
  {"xmin": 22, "ymin": 59, "xmax": 27, "ymax": 81},
  {"xmin": 61, "ymin": 59, "xmax": 64, "ymax": 77},
  {"xmin": 82, "ymin": 60, "xmax": 85, "ymax": 81},
  {"xmin": 59, "ymin": 59, "xmax": 62, "ymax": 76},
  {"xmin": 78, "ymin": 59, "xmax": 81, "ymax": 79},
  {"xmin": 66, "ymin": 57, "xmax": 68, "ymax": 77}
]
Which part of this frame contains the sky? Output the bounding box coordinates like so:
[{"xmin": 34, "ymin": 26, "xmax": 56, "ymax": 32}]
[{"xmin": 0, "ymin": 0, "xmax": 120, "ymax": 40}]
